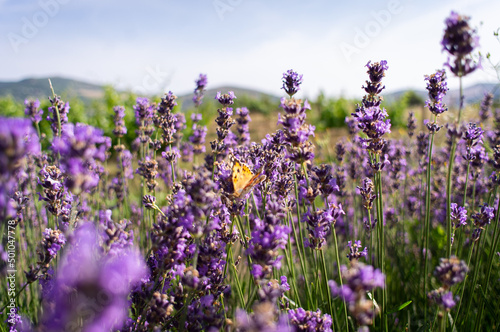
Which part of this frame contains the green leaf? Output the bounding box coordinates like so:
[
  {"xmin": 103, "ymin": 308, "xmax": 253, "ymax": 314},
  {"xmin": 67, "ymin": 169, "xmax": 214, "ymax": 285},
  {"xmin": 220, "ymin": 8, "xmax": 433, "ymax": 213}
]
[{"xmin": 387, "ymin": 300, "xmax": 412, "ymax": 314}]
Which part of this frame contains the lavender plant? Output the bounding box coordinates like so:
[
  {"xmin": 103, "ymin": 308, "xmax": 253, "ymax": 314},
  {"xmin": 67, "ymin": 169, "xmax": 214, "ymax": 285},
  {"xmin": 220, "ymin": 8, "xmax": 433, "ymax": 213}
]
[{"xmin": 2, "ymin": 10, "xmax": 500, "ymax": 332}]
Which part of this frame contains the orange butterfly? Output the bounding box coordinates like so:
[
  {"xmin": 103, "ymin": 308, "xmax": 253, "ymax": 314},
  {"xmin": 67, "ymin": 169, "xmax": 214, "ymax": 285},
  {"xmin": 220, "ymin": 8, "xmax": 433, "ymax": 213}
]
[{"xmin": 229, "ymin": 154, "xmax": 266, "ymax": 199}]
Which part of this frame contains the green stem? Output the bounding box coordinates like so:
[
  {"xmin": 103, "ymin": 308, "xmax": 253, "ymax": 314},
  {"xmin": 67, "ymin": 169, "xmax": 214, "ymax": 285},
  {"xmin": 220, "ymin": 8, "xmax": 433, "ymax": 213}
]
[
  {"xmin": 48, "ymin": 79, "xmax": 62, "ymax": 138},
  {"xmin": 463, "ymin": 232, "xmax": 484, "ymax": 327},
  {"xmin": 452, "ymin": 240, "xmax": 475, "ymax": 331},
  {"xmin": 423, "ymin": 122, "xmax": 437, "ymax": 322},
  {"xmin": 227, "ymin": 244, "xmax": 246, "ymax": 308},
  {"xmin": 288, "ymin": 209, "xmax": 313, "ymax": 308},
  {"xmin": 475, "ymin": 186, "xmax": 500, "ymax": 330},
  {"xmin": 373, "ymin": 155, "xmax": 386, "ymax": 331},
  {"xmin": 446, "ymin": 75, "xmax": 463, "ymax": 258},
  {"xmin": 332, "ymin": 227, "xmax": 348, "ymax": 331}
]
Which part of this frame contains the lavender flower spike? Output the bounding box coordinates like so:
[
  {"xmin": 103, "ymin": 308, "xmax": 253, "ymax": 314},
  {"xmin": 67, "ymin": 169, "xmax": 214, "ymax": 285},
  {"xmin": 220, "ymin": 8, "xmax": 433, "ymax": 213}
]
[
  {"xmin": 24, "ymin": 99, "xmax": 43, "ymax": 124},
  {"xmin": 450, "ymin": 203, "xmax": 467, "ymax": 228},
  {"xmin": 215, "ymin": 91, "xmax": 236, "ymax": 107},
  {"xmin": 281, "ymin": 69, "xmax": 303, "ymax": 97},
  {"xmin": 424, "ymin": 69, "xmax": 448, "ymax": 117},
  {"xmin": 193, "ymin": 73, "xmax": 207, "ymax": 107},
  {"xmin": 442, "ymin": 11, "xmax": 480, "ymax": 76}
]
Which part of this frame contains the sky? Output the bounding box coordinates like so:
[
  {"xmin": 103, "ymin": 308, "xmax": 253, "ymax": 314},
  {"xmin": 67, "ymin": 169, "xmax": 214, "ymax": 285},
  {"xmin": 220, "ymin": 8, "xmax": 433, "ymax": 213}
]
[{"xmin": 1, "ymin": 0, "xmax": 500, "ymax": 99}]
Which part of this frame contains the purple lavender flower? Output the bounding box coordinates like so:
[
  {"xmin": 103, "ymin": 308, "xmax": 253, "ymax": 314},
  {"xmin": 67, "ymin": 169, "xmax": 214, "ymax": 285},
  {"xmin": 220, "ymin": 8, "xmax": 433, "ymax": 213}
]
[
  {"xmin": 362, "ymin": 60, "xmax": 388, "ymax": 107},
  {"xmin": 351, "ymin": 105, "xmax": 391, "ymax": 155},
  {"xmin": 472, "ymin": 227, "xmax": 482, "ymax": 242},
  {"xmin": 278, "ymin": 97, "xmax": 315, "ymax": 163},
  {"xmin": 311, "ymin": 164, "xmax": 339, "ymax": 198},
  {"xmin": 0, "ymin": 117, "xmax": 40, "ymax": 219},
  {"xmin": 236, "ymin": 107, "xmax": 251, "ymax": 145},
  {"xmin": 134, "ymin": 97, "xmax": 154, "ymax": 124},
  {"xmin": 288, "ymin": 308, "xmax": 333, "ymax": 332},
  {"xmin": 47, "ymin": 95, "xmax": 70, "ymax": 136},
  {"xmin": 193, "ymin": 73, "xmax": 207, "ymax": 107},
  {"xmin": 145, "ymin": 291, "xmax": 174, "ymax": 327},
  {"xmin": 215, "ymin": 91, "xmax": 236, "ymax": 107},
  {"xmin": 434, "ymin": 255, "xmax": 468, "ymax": 287},
  {"xmin": 463, "ymin": 122, "xmax": 483, "ymax": 145},
  {"xmin": 428, "ymin": 288, "xmax": 457, "ymax": 310},
  {"xmin": 39, "ymin": 222, "xmax": 146, "ymax": 332},
  {"xmin": 442, "ymin": 11, "xmax": 480, "ymax": 76},
  {"xmin": 416, "ymin": 132, "xmax": 429, "ymax": 158},
  {"xmin": 52, "ymin": 123, "xmax": 110, "ymax": 193},
  {"xmin": 189, "ymin": 122, "xmax": 207, "ymax": 155},
  {"xmin": 472, "ymin": 203, "xmax": 494, "ymax": 228},
  {"xmin": 407, "ymin": 111, "xmax": 417, "ymax": 137},
  {"xmin": 357, "ymin": 178, "xmax": 376, "ymax": 210},
  {"xmin": 302, "ymin": 204, "xmax": 344, "ymax": 250},
  {"xmin": 99, "ymin": 213, "xmax": 134, "ymax": 257},
  {"xmin": 450, "ymin": 203, "xmax": 467, "ymax": 228},
  {"xmin": 136, "ymin": 156, "xmax": 159, "ymax": 192},
  {"xmin": 4, "ymin": 307, "xmax": 27, "ymax": 332},
  {"xmin": 185, "ymin": 294, "xmax": 224, "ymax": 331},
  {"xmin": 134, "ymin": 97, "xmax": 155, "ymax": 144},
  {"xmin": 345, "ymin": 116, "xmax": 359, "ymax": 135},
  {"xmin": 24, "ymin": 99, "xmax": 42, "ymax": 124},
  {"xmin": 0, "ymin": 117, "xmax": 40, "ymax": 174},
  {"xmin": 282, "ymin": 69, "xmax": 303, "ymax": 97},
  {"xmin": 173, "ymin": 113, "xmax": 186, "ymax": 147},
  {"xmin": 424, "ymin": 69, "xmax": 448, "ymax": 117},
  {"xmin": 257, "ymin": 277, "xmax": 290, "ymax": 304},
  {"xmin": 142, "ymin": 194, "xmax": 157, "ymax": 210},
  {"xmin": 329, "ymin": 262, "xmax": 385, "ymax": 328},
  {"xmin": 121, "ymin": 149, "xmax": 134, "ymax": 179},
  {"xmin": 41, "ymin": 228, "xmax": 66, "ymax": 258},
  {"xmin": 462, "ymin": 123, "xmax": 484, "ymax": 161},
  {"xmin": 351, "ymin": 60, "xmax": 391, "ymax": 160},
  {"xmin": 211, "ymin": 96, "xmax": 236, "ymax": 160},
  {"xmin": 235, "ymin": 302, "xmax": 291, "ymax": 332},
  {"xmin": 248, "ymin": 200, "xmax": 291, "ymax": 279},
  {"xmin": 162, "ymin": 146, "xmax": 180, "ymax": 165},
  {"xmin": 154, "ymin": 91, "xmax": 178, "ymax": 146},
  {"xmin": 479, "ymin": 92, "xmax": 493, "ymax": 122},
  {"xmin": 347, "ymin": 240, "xmax": 368, "ymax": 261},
  {"xmin": 335, "ymin": 141, "xmax": 346, "ymax": 163},
  {"xmin": 278, "ymin": 98, "xmax": 315, "ymax": 144},
  {"xmin": 112, "ymin": 105, "xmax": 127, "ymax": 138}
]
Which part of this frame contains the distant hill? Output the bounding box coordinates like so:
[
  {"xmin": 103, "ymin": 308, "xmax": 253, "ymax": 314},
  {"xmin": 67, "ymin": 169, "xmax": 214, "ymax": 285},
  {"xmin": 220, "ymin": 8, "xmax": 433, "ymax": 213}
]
[
  {"xmin": 384, "ymin": 83, "xmax": 500, "ymax": 105},
  {"xmin": 0, "ymin": 76, "xmax": 498, "ymax": 107},
  {"xmin": 0, "ymin": 77, "xmax": 105, "ymax": 103},
  {"xmin": 0, "ymin": 77, "xmax": 280, "ymax": 110},
  {"xmin": 176, "ymin": 86, "xmax": 280, "ymax": 110}
]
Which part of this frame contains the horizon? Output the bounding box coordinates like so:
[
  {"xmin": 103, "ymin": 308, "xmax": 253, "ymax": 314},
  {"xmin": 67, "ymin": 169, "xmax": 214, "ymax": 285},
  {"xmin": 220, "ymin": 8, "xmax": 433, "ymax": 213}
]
[
  {"xmin": 2, "ymin": 0, "xmax": 500, "ymax": 100},
  {"xmin": 2, "ymin": 75, "xmax": 498, "ymax": 102}
]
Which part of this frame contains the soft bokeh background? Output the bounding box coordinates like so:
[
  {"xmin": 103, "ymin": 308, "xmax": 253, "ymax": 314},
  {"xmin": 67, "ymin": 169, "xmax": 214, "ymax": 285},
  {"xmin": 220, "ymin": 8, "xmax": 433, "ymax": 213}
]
[{"xmin": 1, "ymin": 0, "xmax": 499, "ymax": 98}]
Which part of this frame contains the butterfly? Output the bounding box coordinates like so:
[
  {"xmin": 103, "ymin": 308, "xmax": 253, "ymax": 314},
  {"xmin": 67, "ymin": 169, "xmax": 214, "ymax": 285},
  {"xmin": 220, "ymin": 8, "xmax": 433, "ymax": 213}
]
[{"xmin": 229, "ymin": 154, "xmax": 266, "ymax": 199}]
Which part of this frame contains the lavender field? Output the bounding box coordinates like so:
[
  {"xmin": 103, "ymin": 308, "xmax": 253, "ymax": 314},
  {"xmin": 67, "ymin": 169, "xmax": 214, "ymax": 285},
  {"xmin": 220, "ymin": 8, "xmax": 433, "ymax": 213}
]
[{"xmin": 1, "ymin": 10, "xmax": 500, "ymax": 332}]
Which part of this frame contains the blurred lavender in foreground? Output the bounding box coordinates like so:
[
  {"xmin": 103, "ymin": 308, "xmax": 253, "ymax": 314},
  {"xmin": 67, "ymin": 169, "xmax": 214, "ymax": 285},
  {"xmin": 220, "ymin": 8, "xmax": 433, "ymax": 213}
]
[
  {"xmin": 329, "ymin": 262, "xmax": 385, "ymax": 329},
  {"xmin": 442, "ymin": 11, "xmax": 480, "ymax": 77},
  {"xmin": 0, "ymin": 117, "xmax": 40, "ymax": 220},
  {"xmin": 39, "ymin": 222, "xmax": 146, "ymax": 332}
]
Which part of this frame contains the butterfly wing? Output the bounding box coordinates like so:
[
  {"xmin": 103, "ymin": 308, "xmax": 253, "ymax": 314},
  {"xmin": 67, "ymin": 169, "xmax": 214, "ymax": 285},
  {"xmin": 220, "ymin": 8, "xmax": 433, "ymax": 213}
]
[
  {"xmin": 238, "ymin": 172, "xmax": 267, "ymax": 198},
  {"xmin": 229, "ymin": 153, "xmax": 266, "ymax": 198},
  {"xmin": 231, "ymin": 158, "xmax": 255, "ymax": 196}
]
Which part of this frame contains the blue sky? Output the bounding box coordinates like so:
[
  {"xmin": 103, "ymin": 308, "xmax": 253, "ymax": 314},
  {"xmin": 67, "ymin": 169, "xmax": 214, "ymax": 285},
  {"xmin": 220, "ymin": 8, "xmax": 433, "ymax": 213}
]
[{"xmin": 1, "ymin": 0, "xmax": 500, "ymax": 99}]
